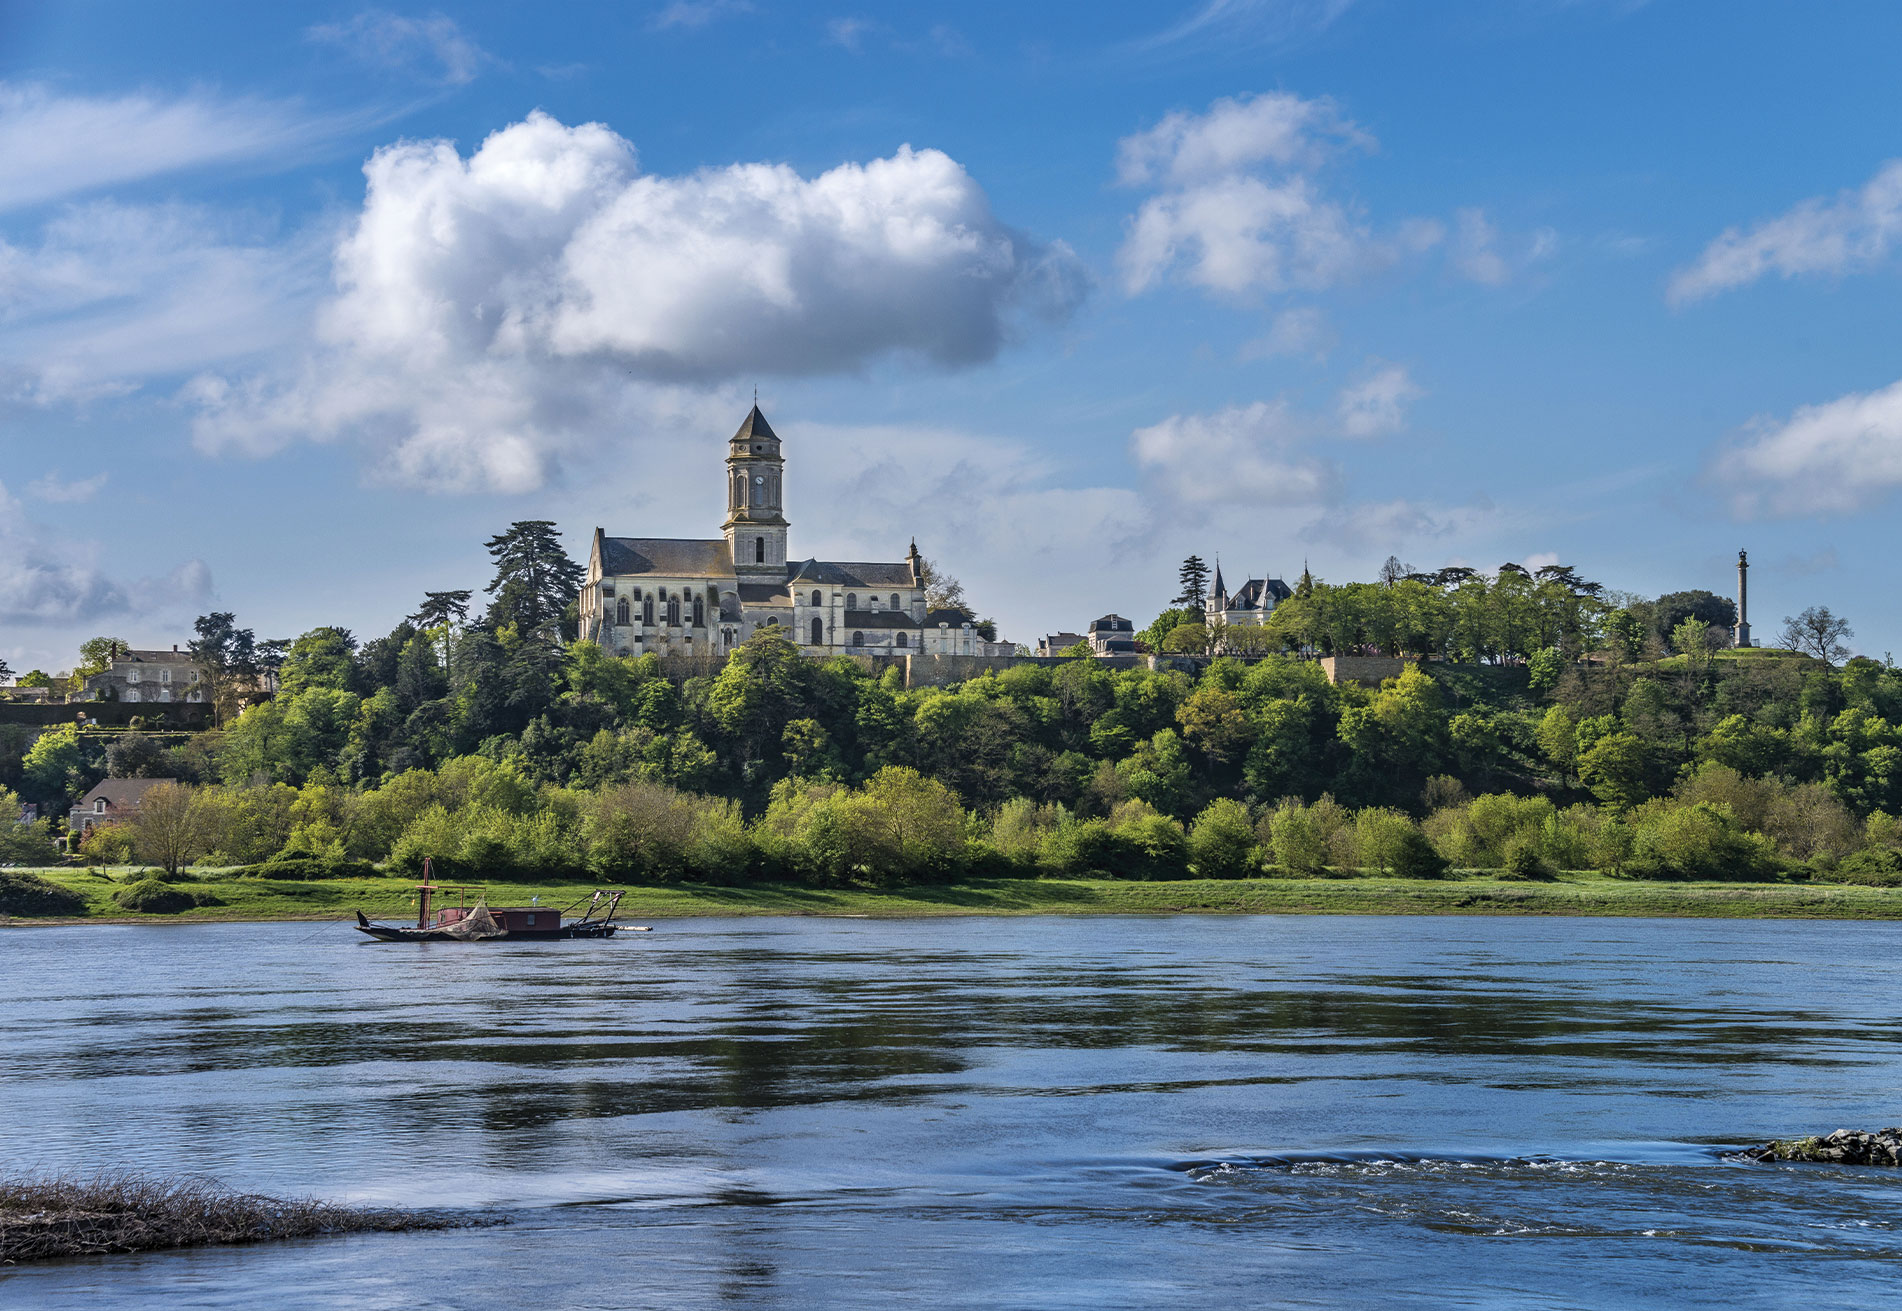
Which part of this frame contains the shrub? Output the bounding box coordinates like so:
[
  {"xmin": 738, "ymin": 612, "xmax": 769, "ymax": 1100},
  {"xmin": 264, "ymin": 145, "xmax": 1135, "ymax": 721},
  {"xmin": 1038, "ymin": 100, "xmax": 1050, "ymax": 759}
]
[
  {"xmin": 1188, "ymin": 798, "xmax": 1258, "ymax": 879},
  {"xmin": 1628, "ymin": 802, "xmax": 1781, "ymax": 881},
  {"xmin": 1500, "ymin": 833, "xmax": 1555, "ymax": 881},
  {"xmin": 76, "ymin": 825, "xmax": 137, "ymax": 867},
  {"xmin": 114, "ymin": 878, "xmax": 219, "ymax": 914},
  {"xmin": 243, "ymin": 856, "xmax": 379, "ymax": 881},
  {"xmin": 0, "ymin": 871, "xmax": 88, "ymax": 917},
  {"xmin": 1831, "ymin": 847, "xmax": 1902, "ymax": 887},
  {"xmin": 1389, "ymin": 826, "xmax": 1449, "ymax": 879}
]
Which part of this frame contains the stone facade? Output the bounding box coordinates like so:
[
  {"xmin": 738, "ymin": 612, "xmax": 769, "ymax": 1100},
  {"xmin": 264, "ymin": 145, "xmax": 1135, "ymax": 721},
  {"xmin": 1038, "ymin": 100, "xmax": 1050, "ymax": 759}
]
[
  {"xmin": 578, "ymin": 407, "xmax": 994, "ymax": 659},
  {"xmin": 1206, "ymin": 563, "xmax": 1292, "ymax": 630},
  {"xmin": 80, "ymin": 648, "xmax": 205, "ymax": 706},
  {"xmin": 71, "ymin": 777, "xmax": 174, "ymax": 837}
]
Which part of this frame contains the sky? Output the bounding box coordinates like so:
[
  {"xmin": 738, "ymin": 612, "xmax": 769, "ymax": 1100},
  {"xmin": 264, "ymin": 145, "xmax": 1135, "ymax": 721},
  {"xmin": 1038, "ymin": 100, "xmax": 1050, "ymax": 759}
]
[{"xmin": 5, "ymin": 0, "xmax": 1902, "ymax": 672}]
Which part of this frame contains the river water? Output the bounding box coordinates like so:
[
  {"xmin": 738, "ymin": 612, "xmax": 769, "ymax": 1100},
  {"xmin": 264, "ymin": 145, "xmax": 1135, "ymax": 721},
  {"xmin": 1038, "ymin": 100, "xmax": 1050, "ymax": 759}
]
[{"xmin": 4, "ymin": 914, "xmax": 1902, "ymax": 1308}]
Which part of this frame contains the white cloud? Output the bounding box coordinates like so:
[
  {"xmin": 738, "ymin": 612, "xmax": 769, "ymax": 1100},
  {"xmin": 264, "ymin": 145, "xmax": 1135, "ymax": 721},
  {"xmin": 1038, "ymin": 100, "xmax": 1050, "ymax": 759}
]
[
  {"xmin": 1336, "ymin": 363, "xmax": 1420, "ymax": 437},
  {"xmin": 1451, "ymin": 207, "xmax": 1557, "ymax": 287},
  {"xmin": 1114, "ymin": 92, "xmax": 1394, "ymax": 298},
  {"xmin": 187, "ymin": 111, "xmax": 1086, "ymax": 493},
  {"xmin": 307, "ymin": 10, "xmax": 492, "ymax": 85},
  {"xmin": 651, "ymin": 0, "xmax": 755, "ymax": 30},
  {"xmin": 1670, "ymin": 160, "xmax": 1902, "ymax": 305},
  {"xmin": 0, "ymin": 82, "xmax": 327, "ymax": 213},
  {"xmin": 0, "ymin": 202, "xmax": 325, "ymax": 403},
  {"xmin": 1115, "ymin": 91, "xmax": 1368, "ymax": 188},
  {"xmin": 26, "ymin": 472, "xmax": 108, "ymax": 504},
  {"xmin": 1239, "ymin": 306, "xmax": 1333, "ymax": 360},
  {"xmin": 1713, "ymin": 378, "xmax": 1902, "ymax": 516},
  {"xmin": 0, "ymin": 481, "xmax": 210, "ymax": 627},
  {"xmin": 1130, "ymin": 401, "xmax": 1339, "ymax": 506}
]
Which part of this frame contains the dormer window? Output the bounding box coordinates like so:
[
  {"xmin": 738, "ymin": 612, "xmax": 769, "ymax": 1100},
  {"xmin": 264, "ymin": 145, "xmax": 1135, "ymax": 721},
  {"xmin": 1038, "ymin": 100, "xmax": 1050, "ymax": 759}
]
[{"xmin": 94, "ymin": 798, "xmax": 105, "ymax": 813}]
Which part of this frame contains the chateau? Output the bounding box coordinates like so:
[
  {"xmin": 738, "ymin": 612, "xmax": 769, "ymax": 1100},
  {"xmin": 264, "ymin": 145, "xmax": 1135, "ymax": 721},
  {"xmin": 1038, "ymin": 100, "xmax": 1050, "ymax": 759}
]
[{"xmin": 578, "ymin": 407, "xmax": 991, "ymax": 657}]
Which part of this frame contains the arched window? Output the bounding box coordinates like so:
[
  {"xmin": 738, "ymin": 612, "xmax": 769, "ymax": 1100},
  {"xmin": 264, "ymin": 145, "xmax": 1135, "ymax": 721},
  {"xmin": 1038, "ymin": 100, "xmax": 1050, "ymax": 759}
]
[
  {"xmin": 632, "ymin": 587, "xmax": 643, "ymax": 600},
  {"xmin": 895, "ymin": 632, "xmax": 908, "ymax": 649},
  {"xmin": 616, "ymin": 597, "xmax": 630, "ymax": 625},
  {"xmin": 811, "ymin": 590, "xmax": 822, "ymax": 607},
  {"xmin": 891, "ymin": 594, "xmax": 901, "ymax": 610},
  {"xmin": 693, "ymin": 596, "xmax": 705, "ymax": 627},
  {"xmin": 846, "ymin": 593, "xmax": 858, "ymax": 610},
  {"xmin": 643, "ymin": 597, "xmax": 654, "ymax": 625},
  {"xmin": 666, "ymin": 596, "xmax": 681, "ymax": 626},
  {"xmin": 756, "ymin": 537, "xmax": 765, "ymax": 563},
  {"xmin": 811, "ymin": 617, "xmax": 824, "ymax": 646},
  {"xmin": 852, "ymin": 631, "xmax": 865, "ymax": 647},
  {"xmin": 765, "ymin": 616, "xmax": 778, "ymax": 627}
]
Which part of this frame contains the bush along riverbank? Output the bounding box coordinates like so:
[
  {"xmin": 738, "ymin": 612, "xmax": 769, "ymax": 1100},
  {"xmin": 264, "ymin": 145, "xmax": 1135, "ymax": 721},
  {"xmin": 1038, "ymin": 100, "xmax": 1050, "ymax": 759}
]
[
  {"xmin": 6, "ymin": 865, "xmax": 1902, "ymax": 925},
  {"xmin": 0, "ymin": 1172, "xmax": 466, "ymax": 1264}
]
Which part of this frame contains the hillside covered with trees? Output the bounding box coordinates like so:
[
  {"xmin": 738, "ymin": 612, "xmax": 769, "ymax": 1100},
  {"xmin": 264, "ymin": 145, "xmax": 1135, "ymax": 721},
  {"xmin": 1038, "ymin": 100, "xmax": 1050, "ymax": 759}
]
[{"xmin": 3, "ymin": 531, "xmax": 1895, "ymax": 891}]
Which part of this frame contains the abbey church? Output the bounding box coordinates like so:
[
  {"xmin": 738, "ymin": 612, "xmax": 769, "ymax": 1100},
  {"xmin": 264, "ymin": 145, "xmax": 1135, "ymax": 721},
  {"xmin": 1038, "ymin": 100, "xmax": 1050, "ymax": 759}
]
[{"xmin": 578, "ymin": 407, "xmax": 992, "ymax": 657}]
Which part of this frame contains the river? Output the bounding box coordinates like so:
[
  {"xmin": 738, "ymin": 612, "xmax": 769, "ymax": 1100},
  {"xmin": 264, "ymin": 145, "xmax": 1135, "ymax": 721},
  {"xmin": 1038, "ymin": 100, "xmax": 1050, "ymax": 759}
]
[{"xmin": 4, "ymin": 914, "xmax": 1901, "ymax": 1308}]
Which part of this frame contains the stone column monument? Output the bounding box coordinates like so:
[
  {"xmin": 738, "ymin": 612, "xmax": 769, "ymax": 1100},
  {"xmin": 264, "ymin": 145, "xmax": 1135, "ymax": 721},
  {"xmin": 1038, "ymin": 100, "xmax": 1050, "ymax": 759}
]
[{"xmin": 1734, "ymin": 550, "xmax": 1752, "ymax": 648}]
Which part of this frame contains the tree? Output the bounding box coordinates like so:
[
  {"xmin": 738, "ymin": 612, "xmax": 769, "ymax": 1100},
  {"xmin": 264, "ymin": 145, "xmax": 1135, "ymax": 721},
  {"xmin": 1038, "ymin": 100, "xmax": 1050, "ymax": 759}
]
[
  {"xmin": 189, "ymin": 612, "xmax": 258, "ymax": 726},
  {"xmin": 1781, "ymin": 606, "xmax": 1853, "ymax": 665},
  {"xmin": 0, "ymin": 656, "xmax": 11, "ymax": 685},
  {"xmin": 411, "ymin": 590, "xmax": 474, "ymax": 630},
  {"xmin": 129, "ymin": 782, "xmax": 215, "ymax": 876},
  {"xmin": 279, "ymin": 627, "xmax": 358, "ymax": 695},
  {"xmin": 18, "ymin": 670, "xmax": 52, "ymax": 688},
  {"xmin": 75, "ymin": 637, "xmax": 130, "ymax": 679},
  {"xmin": 484, "ymin": 522, "xmax": 583, "ymax": 641},
  {"xmin": 915, "ymin": 556, "xmax": 967, "ymax": 612},
  {"xmin": 1378, "ymin": 555, "xmax": 1414, "ymax": 588},
  {"xmin": 1173, "ymin": 555, "xmax": 1211, "ymax": 608}
]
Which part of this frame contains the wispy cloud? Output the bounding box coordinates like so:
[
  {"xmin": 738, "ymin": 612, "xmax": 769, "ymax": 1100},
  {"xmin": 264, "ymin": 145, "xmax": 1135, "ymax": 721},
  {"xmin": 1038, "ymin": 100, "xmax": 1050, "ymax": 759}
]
[
  {"xmin": 26, "ymin": 472, "xmax": 108, "ymax": 504},
  {"xmin": 0, "ymin": 82, "xmax": 335, "ymax": 213},
  {"xmin": 307, "ymin": 10, "xmax": 493, "ymax": 85},
  {"xmin": 651, "ymin": 0, "xmax": 755, "ymax": 31},
  {"xmin": 0, "ymin": 480, "xmax": 211, "ymax": 627},
  {"xmin": 826, "ymin": 17, "xmax": 878, "ymax": 51},
  {"xmin": 1670, "ymin": 159, "xmax": 1902, "ymax": 305},
  {"xmin": 1135, "ymin": 0, "xmax": 1357, "ymax": 54},
  {"xmin": 1336, "ymin": 362, "xmax": 1421, "ymax": 437}
]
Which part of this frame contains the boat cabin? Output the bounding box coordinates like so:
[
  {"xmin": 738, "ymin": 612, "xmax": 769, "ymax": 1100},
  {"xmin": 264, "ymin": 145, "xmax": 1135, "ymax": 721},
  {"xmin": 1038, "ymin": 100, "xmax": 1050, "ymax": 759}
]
[{"xmin": 431, "ymin": 906, "xmax": 560, "ymax": 932}]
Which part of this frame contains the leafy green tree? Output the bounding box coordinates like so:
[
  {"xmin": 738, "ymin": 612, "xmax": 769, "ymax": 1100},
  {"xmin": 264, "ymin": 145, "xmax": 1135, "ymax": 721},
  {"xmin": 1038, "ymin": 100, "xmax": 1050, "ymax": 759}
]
[
  {"xmin": 279, "ymin": 627, "xmax": 358, "ymax": 695},
  {"xmin": 189, "ymin": 612, "xmax": 258, "ymax": 726},
  {"xmin": 22, "ymin": 726, "xmax": 88, "ymax": 802},
  {"xmin": 1579, "ymin": 731, "xmax": 1651, "ymax": 809},
  {"xmin": 1537, "ymin": 706, "xmax": 1578, "ymax": 784},
  {"xmin": 1187, "ymin": 797, "xmax": 1258, "ymax": 877},
  {"xmin": 75, "ymin": 637, "xmax": 129, "ymax": 680},
  {"xmin": 18, "ymin": 670, "xmax": 53, "ymax": 688}
]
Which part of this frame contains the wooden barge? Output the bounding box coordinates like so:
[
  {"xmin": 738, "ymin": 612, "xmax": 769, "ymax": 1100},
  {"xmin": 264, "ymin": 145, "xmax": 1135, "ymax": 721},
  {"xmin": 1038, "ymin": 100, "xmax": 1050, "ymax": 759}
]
[{"xmin": 355, "ymin": 865, "xmax": 632, "ymax": 942}]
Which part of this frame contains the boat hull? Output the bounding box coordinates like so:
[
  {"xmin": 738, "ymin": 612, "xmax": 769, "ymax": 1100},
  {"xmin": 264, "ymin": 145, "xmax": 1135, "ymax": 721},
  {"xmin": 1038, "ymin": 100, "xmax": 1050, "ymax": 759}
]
[{"xmin": 353, "ymin": 922, "xmax": 620, "ymax": 942}]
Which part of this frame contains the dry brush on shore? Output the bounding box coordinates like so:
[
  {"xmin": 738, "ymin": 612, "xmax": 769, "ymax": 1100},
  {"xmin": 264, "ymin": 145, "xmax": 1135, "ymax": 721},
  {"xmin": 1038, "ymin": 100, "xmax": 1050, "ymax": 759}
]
[{"xmin": 0, "ymin": 1171, "xmax": 464, "ymax": 1264}]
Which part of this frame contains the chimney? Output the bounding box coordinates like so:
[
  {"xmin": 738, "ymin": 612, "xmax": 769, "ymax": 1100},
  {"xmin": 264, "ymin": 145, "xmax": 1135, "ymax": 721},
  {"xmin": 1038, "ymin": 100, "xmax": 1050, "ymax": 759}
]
[{"xmin": 172, "ymin": 644, "xmax": 178, "ymax": 653}]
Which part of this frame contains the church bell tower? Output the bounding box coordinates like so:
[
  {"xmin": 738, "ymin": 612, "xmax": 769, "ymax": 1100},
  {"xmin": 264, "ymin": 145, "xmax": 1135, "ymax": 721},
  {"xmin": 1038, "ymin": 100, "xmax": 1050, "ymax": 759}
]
[{"xmin": 724, "ymin": 404, "xmax": 789, "ymax": 575}]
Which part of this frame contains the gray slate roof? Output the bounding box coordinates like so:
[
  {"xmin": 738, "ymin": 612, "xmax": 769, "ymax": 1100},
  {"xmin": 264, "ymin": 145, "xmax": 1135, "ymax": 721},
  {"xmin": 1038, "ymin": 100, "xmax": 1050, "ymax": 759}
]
[
  {"xmin": 925, "ymin": 608, "xmax": 975, "ymax": 628},
  {"xmin": 731, "ymin": 405, "xmax": 781, "ymax": 446},
  {"xmin": 77, "ymin": 777, "xmax": 174, "ymax": 809},
  {"xmin": 1090, "ymin": 614, "xmax": 1134, "ymax": 633},
  {"xmin": 737, "ymin": 582, "xmax": 791, "ymax": 605},
  {"xmin": 844, "ymin": 612, "xmax": 922, "ymax": 630},
  {"xmin": 601, "ymin": 537, "xmax": 733, "ymax": 578},
  {"xmin": 1221, "ymin": 578, "xmax": 1291, "ymax": 611},
  {"xmin": 787, "ymin": 558, "xmax": 916, "ymax": 588}
]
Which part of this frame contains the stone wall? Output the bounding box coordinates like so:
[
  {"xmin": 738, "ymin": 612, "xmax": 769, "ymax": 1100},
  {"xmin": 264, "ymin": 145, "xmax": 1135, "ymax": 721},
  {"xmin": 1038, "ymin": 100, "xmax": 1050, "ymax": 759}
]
[
  {"xmin": 1318, "ymin": 655, "xmax": 1415, "ymax": 686},
  {"xmin": 0, "ymin": 702, "xmax": 212, "ymax": 729}
]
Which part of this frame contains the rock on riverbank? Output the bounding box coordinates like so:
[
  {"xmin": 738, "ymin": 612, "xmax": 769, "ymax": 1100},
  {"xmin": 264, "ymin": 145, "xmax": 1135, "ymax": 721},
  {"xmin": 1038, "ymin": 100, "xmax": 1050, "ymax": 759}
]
[{"xmin": 1740, "ymin": 1128, "xmax": 1902, "ymax": 1165}]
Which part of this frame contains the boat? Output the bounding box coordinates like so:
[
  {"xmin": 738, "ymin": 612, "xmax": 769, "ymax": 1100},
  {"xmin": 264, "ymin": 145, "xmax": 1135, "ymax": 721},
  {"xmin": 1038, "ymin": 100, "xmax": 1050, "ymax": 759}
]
[{"xmin": 355, "ymin": 862, "xmax": 639, "ymax": 942}]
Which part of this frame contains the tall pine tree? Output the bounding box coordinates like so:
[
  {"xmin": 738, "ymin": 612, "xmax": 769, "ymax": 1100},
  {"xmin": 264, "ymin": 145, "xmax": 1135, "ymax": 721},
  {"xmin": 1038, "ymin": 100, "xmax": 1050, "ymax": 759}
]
[
  {"xmin": 1172, "ymin": 555, "xmax": 1211, "ymax": 608},
  {"xmin": 482, "ymin": 522, "xmax": 582, "ymax": 643}
]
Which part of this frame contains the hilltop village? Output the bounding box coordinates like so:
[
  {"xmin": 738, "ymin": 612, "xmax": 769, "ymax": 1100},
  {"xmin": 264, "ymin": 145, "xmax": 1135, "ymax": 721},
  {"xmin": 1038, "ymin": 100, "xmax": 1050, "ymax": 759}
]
[{"xmin": 1, "ymin": 406, "xmax": 1892, "ymax": 904}]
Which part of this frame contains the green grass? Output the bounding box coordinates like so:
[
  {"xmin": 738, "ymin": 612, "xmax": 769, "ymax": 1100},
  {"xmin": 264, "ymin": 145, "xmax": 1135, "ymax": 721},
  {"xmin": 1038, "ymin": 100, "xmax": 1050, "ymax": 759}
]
[{"xmin": 3, "ymin": 866, "xmax": 1900, "ymax": 924}]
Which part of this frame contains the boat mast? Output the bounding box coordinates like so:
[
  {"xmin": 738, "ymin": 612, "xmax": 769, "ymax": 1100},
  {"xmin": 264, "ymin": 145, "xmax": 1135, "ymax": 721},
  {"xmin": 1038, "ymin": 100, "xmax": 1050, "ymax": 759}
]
[{"xmin": 417, "ymin": 856, "xmax": 434, "ymax": 929}]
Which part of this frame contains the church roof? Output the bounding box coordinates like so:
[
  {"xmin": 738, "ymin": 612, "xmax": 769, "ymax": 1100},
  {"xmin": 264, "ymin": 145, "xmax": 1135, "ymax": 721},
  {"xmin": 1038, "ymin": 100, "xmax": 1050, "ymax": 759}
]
[
  {"xmin": 924, "ymin": 608, "xmax": 975, "ymax": 628},
  {"xmin": 847, "ymin": 612, "xmax": 923, "ymax": 629},
  {"xmin": 1211, "ymin": 562, "xmax": 1226, "ymax": 597},
  {"xmin": 786, "ymin": 558, "xmax": 916, "ymax": 588},
  {"xmin": 601, "ymin": 537, "xmax": 732, "ymax": 578},
  {"xmin": 737, "ymin": 582, "xmax": 791, "ymax": 604},
  {"xmin": 731, "ymin": 405, "xmax": 780, "ymax": 446}
]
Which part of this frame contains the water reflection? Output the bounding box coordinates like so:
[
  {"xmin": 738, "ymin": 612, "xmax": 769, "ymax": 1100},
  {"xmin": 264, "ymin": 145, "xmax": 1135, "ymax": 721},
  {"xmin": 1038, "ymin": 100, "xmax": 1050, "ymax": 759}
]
[{"xmin": 6, "ymin": 915, "xmax": 1902, "ymax": 1308}]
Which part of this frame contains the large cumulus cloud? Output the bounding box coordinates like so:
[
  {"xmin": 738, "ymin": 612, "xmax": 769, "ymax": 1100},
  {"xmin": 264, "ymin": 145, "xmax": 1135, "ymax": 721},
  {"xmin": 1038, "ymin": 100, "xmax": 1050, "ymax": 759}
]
[{"xmin": 189, "ymin": 112, "xmax": 1086, "ymax": 492}]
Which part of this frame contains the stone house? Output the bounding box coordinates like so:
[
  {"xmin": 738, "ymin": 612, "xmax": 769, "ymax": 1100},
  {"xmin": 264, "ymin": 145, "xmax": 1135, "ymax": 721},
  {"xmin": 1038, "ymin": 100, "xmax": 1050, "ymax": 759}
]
[
  {"xmin": 1088, "ymin": 614, "xmax": 1139, "ymax": 655},
  {"xmin": 1206, "ymin": 565, "xmax": 1292, "ymax": 630},
  {"xmin": 80, "ymin": 648, "xmax": 205, "ymax": 705},
  {"xmin": 70, "ymin": 777, "xmax": 173, "ymax": 837},
  {"xmin": 1037, "ymin": 632, "xmax": 1086, "ymax": 657}
]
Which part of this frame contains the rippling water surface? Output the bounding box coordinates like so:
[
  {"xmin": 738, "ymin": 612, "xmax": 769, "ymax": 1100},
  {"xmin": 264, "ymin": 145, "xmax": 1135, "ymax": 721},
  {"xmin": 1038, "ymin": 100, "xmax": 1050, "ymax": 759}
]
[{"xmin": 5, "ymin": 914, "xmax": 1902, "ymax": 1308}]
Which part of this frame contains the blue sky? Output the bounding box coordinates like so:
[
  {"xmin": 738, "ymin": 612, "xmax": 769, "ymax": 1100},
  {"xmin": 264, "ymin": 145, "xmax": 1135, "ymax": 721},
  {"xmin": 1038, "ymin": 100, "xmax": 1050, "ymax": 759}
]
[{"xmin": 6, "ymin": 0, "xmax": 1902, "ymax": 672}]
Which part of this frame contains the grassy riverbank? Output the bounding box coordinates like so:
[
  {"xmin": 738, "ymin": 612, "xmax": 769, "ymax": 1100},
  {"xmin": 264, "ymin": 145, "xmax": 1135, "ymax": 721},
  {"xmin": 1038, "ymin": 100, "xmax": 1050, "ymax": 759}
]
[{"xmin": 5, "ymin": 866, "xmax": 1902, "ymax": 924}]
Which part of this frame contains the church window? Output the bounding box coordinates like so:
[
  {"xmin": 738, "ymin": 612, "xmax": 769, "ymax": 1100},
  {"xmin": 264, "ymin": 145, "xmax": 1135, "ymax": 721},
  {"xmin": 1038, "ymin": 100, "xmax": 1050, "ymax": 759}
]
[
  {"xmin": 756, "ymin": 537, "xmax": 765, "ymax": 563},
  {"xmin": 811, "ymin": 618, "xmax": 824, "ymax": 646},
  {"xmin": 846, "ymin": 593, "xmax": 857, "ymax": 610},
  {"xmin": 765, "ymin": 616, "xmax": 778, "ymax": 627},
  {"xmin": 667, "ymin": 596, "xmax": 681, "ymax": 626},
  {"xmin": 811, "ymin": 590, "xmax": 822, "ymax": 607},
  {"xmin": 643, "ymin": 597, "xmax": 654, "ymax": 625},
  {"xmin": 632, "ymin": 587, "xmax": 642, "ymax": 600},
  {"xmin": 852, "ymin": 631, "xmax": 864, "ymax": 647},
  {"xmin": 693, "ymin": 596, "xmax": 705, "ymax": 627},
  {"xmin": 616, "ymin": 598, "xmax": 630, "ymax": 625},
  {"xmin": 895, "ymin": 632, "xmax": 908, "ymax": 649},
  {"xmin": 891, "ymin": 594, "xmax": 901, "ymax": 610}
]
